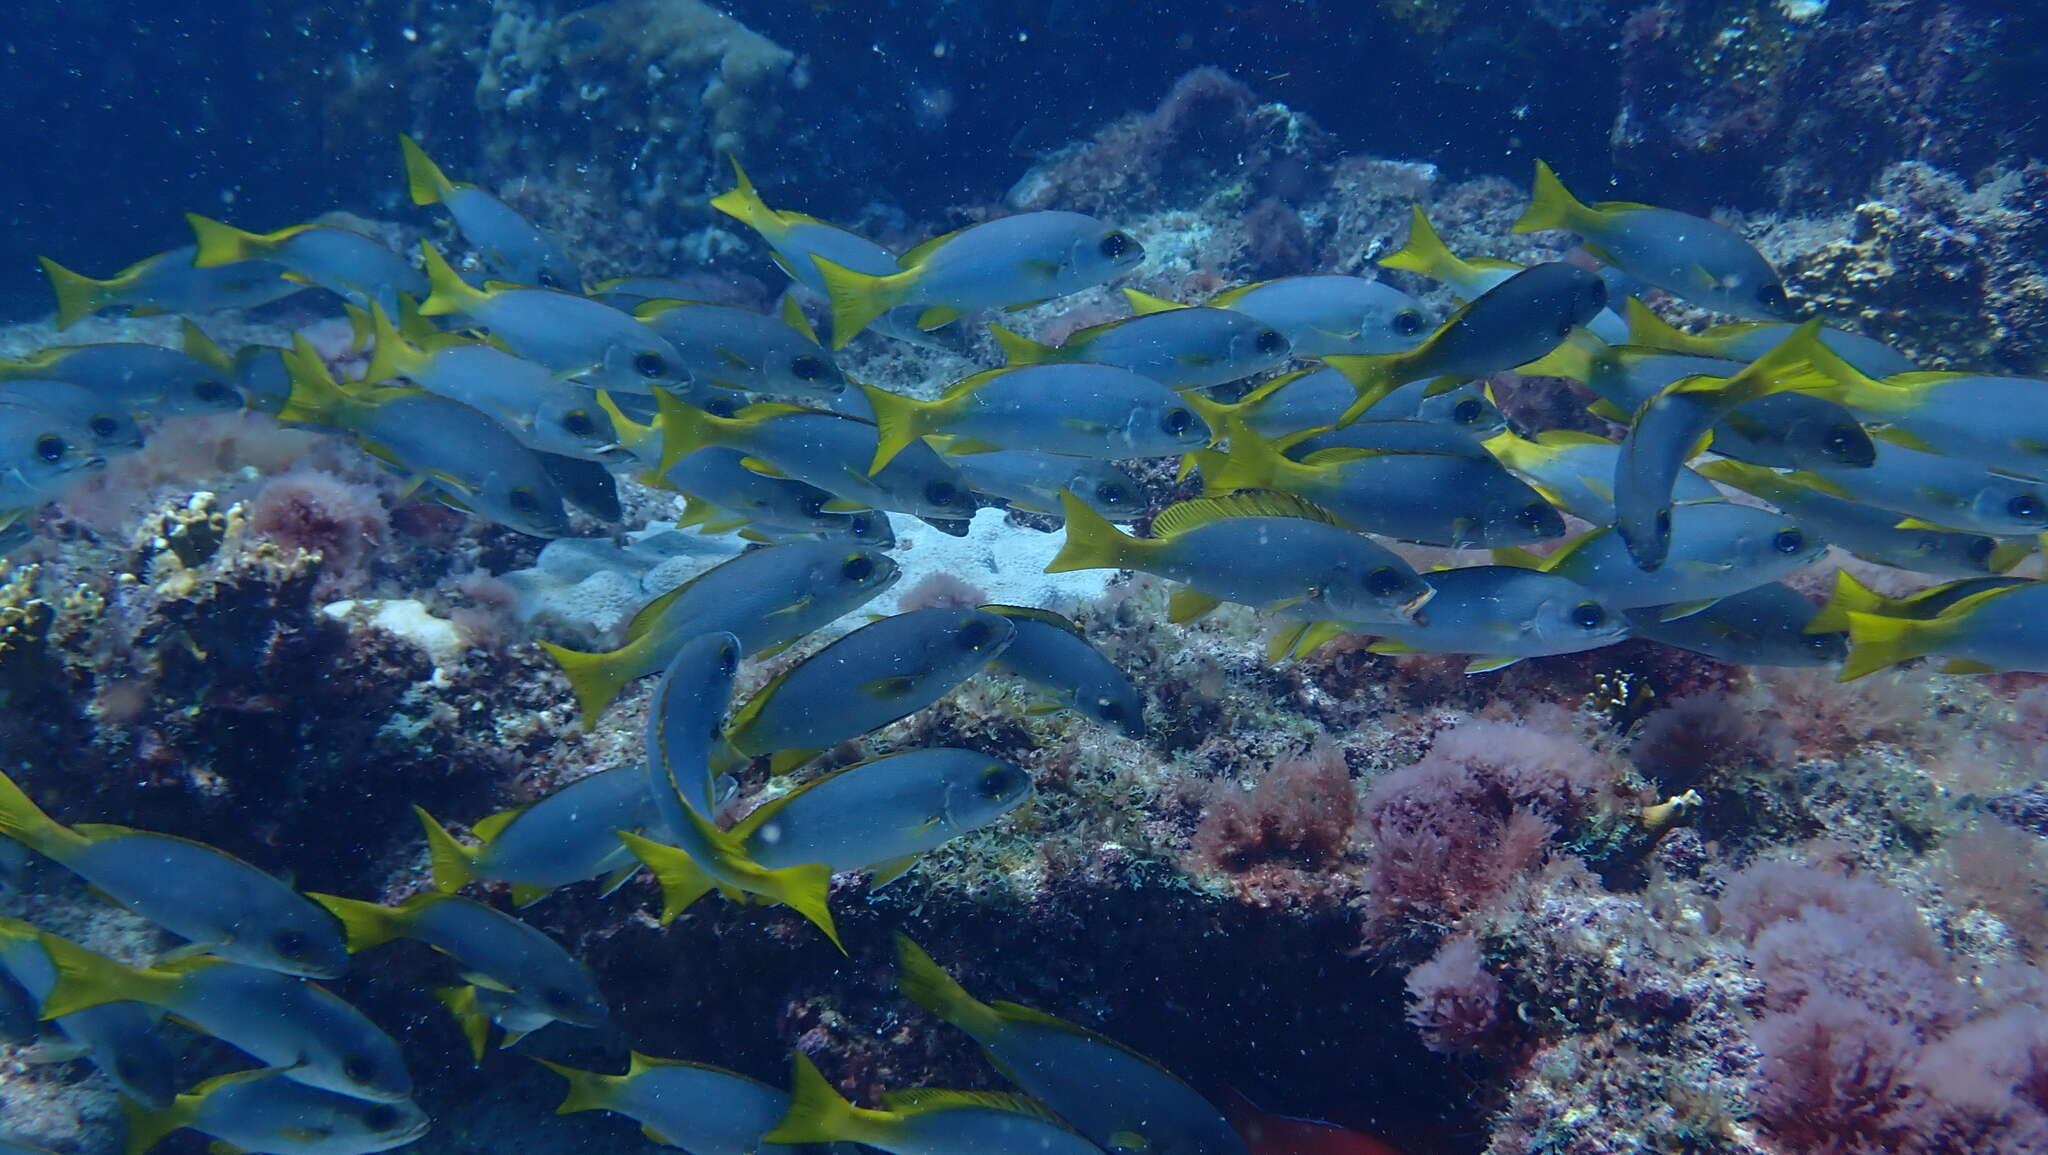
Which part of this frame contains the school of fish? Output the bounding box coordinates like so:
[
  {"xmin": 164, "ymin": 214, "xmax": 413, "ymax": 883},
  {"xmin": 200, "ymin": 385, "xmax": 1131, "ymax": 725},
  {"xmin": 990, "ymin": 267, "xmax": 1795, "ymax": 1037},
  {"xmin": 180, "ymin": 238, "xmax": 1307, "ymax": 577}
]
[{"xmin": 2, "ymin": 136, "xmax": 2043, "ymax": 1155}]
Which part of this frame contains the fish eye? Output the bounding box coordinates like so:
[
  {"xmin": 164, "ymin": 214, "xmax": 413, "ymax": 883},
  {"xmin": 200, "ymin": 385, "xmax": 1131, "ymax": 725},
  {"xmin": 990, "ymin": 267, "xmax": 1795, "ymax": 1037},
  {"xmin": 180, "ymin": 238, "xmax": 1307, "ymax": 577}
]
[
  {"xmin": 956, "ymin": 619, "xmax": 996, "ymax": 650},
  {"xmin": 716, "ymin": 644, "xmax": 738, "ymax": 675},
  {"xmin": 848, "ymin": 514, "xmax": 875, "ymax": 537},
  {"xmin": 705, "ymin": 395, "xmax": 739, "ymax": 418},
  {"xmin": 1516, "ymin": 502, "xmax": 1556, "ymax": 532},
  {"xmin": 977, "ymin": 765, "xmax": 1018, "ymax": 798},
  {"xmin": 1966, "ymin": 537, "xmax": 1995, "ymax": 565},
  {"xmin": 1160, "ymin": 407, "xmax": 1194, "ymax": 435},
  {"xmin": 1452, "ymin": 398, "xmax": 1485, "ymax": 425},
  {"xmin": 797, "ymin": 493, "xmax": 826, "ymax": 518},
  {"xmin": 1254, "ymin": 329, "xmax": 1286, "ymax": 355},
  {"xmin": 1655, "ymin": 508, "xmax": 1672, "ymax": 538},
  {"xmin": 562, "ymin": 410, "xmax": 596, "ymax": 437},
  {"xmin": 509, "ymin": 488, "xmax": 540, "ymax": 514},
  {"xmin": 89, "ymin": 416, "xmax": 119, "ymax": 438},
  {"xmin": 1758, "ymin": 283, "xmax": 1789, "ymax": 310},
  {"xmin": 1098, "ymin": 232, "xmax": 1134, "ymax": 260},
  {"xmin": 272, "ymin": 930, "xmax": 308, "ymax": 960},
  {"xmin": 1393, "ymin": 309, "xmax": 1426, "ymax": 336},
  {"xmin": 537, "ymin": 270, "xmax": 561, "ymax": 290},
  {"xmin": 1570, "ymin": 601, "xmax": 1606, "ymax": 629},
  {"xmin": 1094, "ymin": 482, "xmax": 1129, "ymax": 507},
  {"xmin": 342, "ymin": 1056, "xmax": 375, "ymax": 1085},
  {"xmin": 924, "ymin": 479, "xmax": 960, "ymax": 507},
  {"xmin": 791, "ymin": 355, "xmax": 825, "ymax": 381},
  {"xmin": 841, "ymin": 554, "xmax": 875, "ymax": 582},
  {"xmin": 1822, "ymin": 426, "xmax": 1861, "ymax": 458},
  {"xmin": 362, "ymin": 1105, "xmax": 403, "ymax": 1132},
  {"xmin": 1098, "ymin": 701, "xmax": 1125, "ymax": 721},
  {"xmin": 1365, "ymin": 567, "xmax": 1404, "ymax": 598},
  {"xmin": 633, "ymin": 352, "xmax": 668, "ymax": 378},
  {"xmin": 1805, "ymin": 633, "xmax": 1839, "ymax": 652},
  {"xmin": 1772, "ymin": 528, "xmax": 1805, "ymax": 554},
  {"xmin": 195, "ymin": 379, "xmax": 234, "ymax": 403},
  {"xmin": 2008, "ymin": 493, "xmax": 2044, "ymax": 521},
  {"xmin": 34, "ymin": 434, "xmax": 66, "ymax": 463}
]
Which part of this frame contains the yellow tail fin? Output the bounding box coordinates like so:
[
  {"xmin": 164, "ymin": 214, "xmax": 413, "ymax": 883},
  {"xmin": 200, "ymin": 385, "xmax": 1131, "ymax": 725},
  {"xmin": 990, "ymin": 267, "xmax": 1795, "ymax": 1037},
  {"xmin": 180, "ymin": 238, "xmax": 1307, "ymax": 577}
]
[
  {"xmin": 305, "ymin": 893, "xmax": 407, "ymax": 953},
  {"xmin": 412, "ymin": 805, "xmax": 479, "ymax": 892},
  {"xmin": 812, "ymin": 256, "xmax": 912, "ymax": 350},
  {"xmin": 615, "ymin": 831, "xmax": 721, "ymax": 924},
  {"xmin": 1807, "ymin": 569, "xmax": 1893, "ymax": 635},
  {"xmin": 1623, "ymin": 297, "xmax": 1709, "ymax": 354},
  {"xmin": 0, "ymin": 769, "xmax": 83, "ymax": 863},
  {"xmin": 121, "ymin": 1091, "xmax": 199, "ymax": 1155},
  {"xmin": 763, "ymin": 1052, "xmax": 884, "ymax": 1145},
  {"xmin": 533, "ymin": 1057, "xmax": 624, "ymax": 1115},
  {"xmin": 398, "ymin": 134, "xmax": 456, "ymax": 207},
  {"xmin": 1318, "ymin": 354, "xmax": 1400, "ymax": 425},
  {"xmin": 185, "ymin": 214, "xmax": 285, "ymax": 268},
  {"xmin": 709, "ymin": 155, "xmax": 785, "ymax": 239},
  {"xmin": 538, "ymin": 640, "xmax": 636, "ymax": 728},
  {"xmin": 434, "ymin": 985, "xmax": 490, "ymax": 1064},
  {"xmin": 986, "ymin": 323, "xmax": 1054, "ymax": 366},
  {"xmin": 362, "ymin": 303, "xmax": 431, "ymax": 385},
  {"xmin": 862, "ymin": 384, "xmax": 940, "ymax": 474},
  {"xmin": 417, "ymin": 241, "xmax": 490, "ymax": 319},
  {"xmin": 1045, "ymin": 490, "xmax": 1139, "ymax": 574},
  {"xmin": 1379, "ymin": 206, "xmax": 1458, "ymax": 281},
  {"xmin": 1512, "ymin": 159, "xmax": 1593, "ymax": 235},
  {"xmin": 36, "ymin": 933, "xmax": 179, "ymax": 1019},
  {"xmin": 38, "ymin": 257, "xmax": 116, "ymax": 330},
  {"xmin": 1204, "ymin": 421, "xmax": 1298, "ymax": 495},
  {"xmin": 1516, "ymin": 328, "xmax": 1603, "ymax": 383},
  {"xmin": 649, "ymin": 387, "xmax": 727, "ymax": 474},
  {"xmin": 893, "ymin": 933, "xmax": 1005, "ymax": 1039},
  {"xmin": 1841, "ymin": 611, "xmax": 1946, "ymax": 682},
  {"xmin": 276, "ymin": 335, "xmax": 354, "ymax": 428}
]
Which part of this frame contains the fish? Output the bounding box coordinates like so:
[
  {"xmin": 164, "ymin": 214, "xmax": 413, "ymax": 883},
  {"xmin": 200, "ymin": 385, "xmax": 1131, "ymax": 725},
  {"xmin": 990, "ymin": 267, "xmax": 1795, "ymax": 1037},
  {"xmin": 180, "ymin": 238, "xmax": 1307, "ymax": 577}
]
[
  {"xmin": 1049, "ymin": 489, "xmax": 1434, "ymax": 627},
  {"xmin": 766, "ymin": 1051, "xmax": 1103, "ymax": 1155},
  {"xmin": 0, "ymin": 399, "xmax": 104, "ymax": 508},
  {"xmin": 360, "ymin": 306, "xmax": 621, "ymax": 461},
  {"xmin": 37, "ymin": 245, "xmax": 298, "ymax": 330},
  {"xmin": 621, "ymin": 392, "xmax": 977, "ymax": 530},
  {"xmin": 400, "ymin": 134, "xmax": 581, "ymax": 290},
  {"xmin": 1513, "ymin": 161, "xmax": 1788, "ymax": 319},
  {"xmin": 1840, "ymin": 579, "xmax": 2048, "ymax": 679},
  {"xmin": 709, "ymin": 157, "xmax": 954, "ymax": 348},
  {"xmin": 1509, "ymin": 502, "xmax": 1825, "ymax": 617},
  {"xmin": 1482, "ymin": 428, "xmax": 1720, "ymax": 525},
  {"xmin": 636, "ymin": 298, "xmax": 847, "ymax": 400},
  {"xmin": 1198, "ymin": 420, "xmax": 1564, "ymax": 549},
  {"xmin": 1216, "ymin": 1082, "xmax": 1407, "ymax": 1155},
  {"xmin": 277, "ymin": 338, "xmax": 572, "ymax": 538},
  {"xmin": 1623, "ymin": 298, "xmax": 1916, "ymax": 377},
  {"xmin": 1322, "ymin": 261, "xmax": 1608, "ymax": 423},
  {"xmin": 1785, "ymin": 358, "xmax": 2048, "ymax": 481},
  {"xmin": 0, "ymin": 381, "xmax": 146, "ymax": 460},
  {"xmin": 186, "ymin": 214, "xmax": 427, "ymax": 316},
  {"xmin": 812, "ymin": 210, "xmax": 1144, "ymax": 347},
  {"xmin": 1278, "ymin": 418, "xmax": 1491, "ymax": 462},
  {"xmin": 730, "ymin": 749, "xmax": 1035, "ymax": 880},
  {"xmin": 308, "ymin": 891, "xmax": 608, "ymax": 1036},
  {"xmin": 1613, "ymin": 321, "xmax": 1845, "ymax": 570},
  {"xmin": 122, "ymin": 1068, "xmax": 429, "ymax": 1155},
  {"xmin": 1806, "ymin": 568, "xmax": 2030, "ymax": 634},
  {"xmin": 1695, "ymin": 458, "xmax": 2017, "ymax": 577},
  {"xmin": 1376, "ymin": 205, "xmax": 1631, "ymax": 343},
  {"xmin": 413, "ymin": 764, "xmax": 651, "ymax": 906},
  {"xmin": 416, "ymin": 242, "xmax": 690, "ymax": 395},
  {"xmin": 0, "ymin": 768, "xmax": 348, "ymax": 977},
  {"xmin": 1286, "ymin": 565, "xmax": 1628, "ymax": 671},
  {"xmin": 617, "ymin": 800, "xmax": 844, "ymax": 950},
  {"xmin": 1626, "ymin": 583, "xmax": 1845, "ymax": 667},
  {"xmin": 538, "ymin": 541, "xmax": 900, "ymax": 724},
  {"xmin": 720, "ymin": 609, "xmax": 1016, "ymax": 772},
  {"xmin": 895, "ymin": 935, "xmax": 1250, "ymax": 1154},
  {"xmin": 1796, "ymin": 441, "xmax": 2048, "ymax": 538},
  {"xmin": 862, "ymin": 362, "xmax": 1216, "ymax": 473},
  {"xmin": 538, "ymin": 451, "xmax": 622, "ymax": 523},
  {"xmin": 989, "ymin": 303, "xmax": 1290, "ymax": 391},
  {"xmin": 36, "ymin": 940, "xmax": 412, "ymax": 1102},
  {"xmin": 946, "ymin": 450, "xmax": 1144, "ymax": 523},
  {"xmin": 980, "ymin": 605, "xmax": 1145, "ymax": 737},
  {"xmin": 0, "ymin": 919, "xmax": 176, "ymax": 1108},
  {"xmin": 1205, "ymin": 274, "xmax": 1432, "ymax": 357},
  {"xmin": 537, "ymin": 1052, "xmax": 813, "ymax": 1154},
  {"xmin": 645, "ymin": 632, "xmax": 741, "ymax": 829},
  {"xmin": 0, "ymin": 329, "xmax": 249, "ymax": 418},
  {"xmin": 663, "ymin": 447, "xmax": 882, "ymax": 541},
  {"xmin": 1219, "ymin": 368, "xmax": 1503, "ymax": 441}
]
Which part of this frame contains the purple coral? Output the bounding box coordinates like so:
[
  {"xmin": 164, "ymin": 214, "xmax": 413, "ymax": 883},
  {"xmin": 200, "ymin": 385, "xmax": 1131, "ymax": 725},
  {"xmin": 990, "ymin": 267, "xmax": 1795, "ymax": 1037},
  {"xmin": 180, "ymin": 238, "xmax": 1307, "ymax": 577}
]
[
  {"xmin": 1403, "ymin": 934, "xmax": 1503, "ymax": 1055},
  {"xmin": 244, "ymin": 468, "xmax": 392, "ymax": 598},
  {"xmin": 1189, "ymin": 739, "xmax": 1357, "ymax": 874}
]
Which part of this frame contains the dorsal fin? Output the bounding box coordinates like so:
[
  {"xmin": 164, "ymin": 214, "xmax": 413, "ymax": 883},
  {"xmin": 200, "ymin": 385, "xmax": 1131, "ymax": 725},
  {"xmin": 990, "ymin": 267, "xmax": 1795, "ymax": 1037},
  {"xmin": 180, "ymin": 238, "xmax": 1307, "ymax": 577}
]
[
  {"xmin": 978, "ymin": 604, "xmax": 1085, "ymax": 636},
  {"xmin": 882, "ymin": 1088, "xmax": 1071, "ymax": 1124},
  {"xmin": 1149, "ymin": 490, "xmax": 1339, "ymax": 538},
  {"xmin": 1122, "ymin": 287, "xmax": 1185, "ymax": 315}
]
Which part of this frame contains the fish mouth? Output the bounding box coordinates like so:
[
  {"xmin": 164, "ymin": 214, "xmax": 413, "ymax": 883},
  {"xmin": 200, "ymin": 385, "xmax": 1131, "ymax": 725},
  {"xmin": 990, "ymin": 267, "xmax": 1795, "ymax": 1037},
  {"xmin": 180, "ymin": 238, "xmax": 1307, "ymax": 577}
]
[{"xmin": 1400, "ymin": 587, "xmax": 1437, "ymax": 623}]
